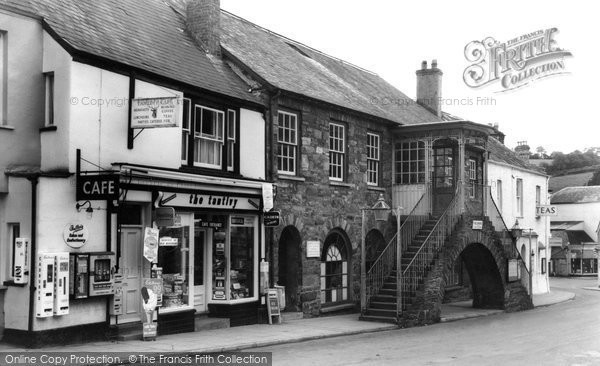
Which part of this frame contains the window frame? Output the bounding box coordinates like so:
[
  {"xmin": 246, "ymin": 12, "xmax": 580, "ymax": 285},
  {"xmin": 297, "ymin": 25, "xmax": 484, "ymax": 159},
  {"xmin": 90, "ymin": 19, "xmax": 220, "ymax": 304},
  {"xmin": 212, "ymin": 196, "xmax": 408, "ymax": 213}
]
[
  {"xmin": 367, "ymin": 132, "xmax": 380, "ymax": 186},
  {"xmin": 468, "ymin": 159, "xmax": 477, "ymax": 198},
  {"xmin": 226, "ymin": 109, "xmax": 237, "ymax": 172},
  {"xmin": 276, "ymin": 110, "xmax": 298, "ymax": 175},
  {"xmin": 516, "ymin": 178, "xmax": 524, "ymax": 217},
  {"xmin": 496, "ymin": 179, "xmax": 503, "ymax": 211},
  {"xmin": 192, "ymin": 104, "xmax": 225, "ymax": 170},
  {"xmin": 44, "ymin": 72, "xmax": 55, "ymax": 126},
  {"xmin": 181, "ymin": 98, "xmax": 191, "ymax": 164},
  {"xmin": 320, "ymin": 232, "xmax": 350, "ymax": 305},
  {"xmin": 0, "ymin": 31, "xmax": 6, "ymax": 126},
  {"xmin": 329, "ymin": 122, "xmax": 346, "ymax": 181},
  {"xmin": 395, "ymin": 141, "xmax": 426, "ymax": 185}
]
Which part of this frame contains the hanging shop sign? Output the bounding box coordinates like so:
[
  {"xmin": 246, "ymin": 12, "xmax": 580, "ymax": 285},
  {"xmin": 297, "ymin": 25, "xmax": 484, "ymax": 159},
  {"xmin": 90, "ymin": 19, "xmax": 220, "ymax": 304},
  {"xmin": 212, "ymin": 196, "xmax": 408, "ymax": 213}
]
[
  {"xmin": 63, "ymin": 224, "xmax": 89, "ymax": 249},
  {"xmin": 143, "ymin": 227, "xmax": 159, "ymax": 263},
  {"xmin": 262, "ymin": 183, "xmax": 274, "ymax": 212},
  {"xmin": 76, "ymin": 174, "xmax": 119, "ymax": 201},
  {"xmin": 154, "ymin": 207, "xmax": 175, "ymax": 227},
  {"xmin": 264, "ymin": 211, "xmax": 281, "ymax": 227},
  {"xmin": 131, "ymin": 97, "xmax": 179, "ymax": 129},
  {"xmin": 156, "ymin": 191, "xmax": 260, "ymax": 211},
  {"xmin": 306, "ymin": 240, "xmax": 321, "ymax": 258},
  {"xmin": 536, "ymin": 205, "xmax": 557, "ymax": 216}
]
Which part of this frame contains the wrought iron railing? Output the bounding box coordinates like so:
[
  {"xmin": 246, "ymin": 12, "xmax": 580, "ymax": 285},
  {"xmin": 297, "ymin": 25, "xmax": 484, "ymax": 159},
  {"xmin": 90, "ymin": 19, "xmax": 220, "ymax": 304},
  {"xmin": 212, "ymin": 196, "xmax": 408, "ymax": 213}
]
[
  {"xmin": 401, "ymin": 184, "xmax": 462, "ymax": 311},
  {"xmin": 484, "ymin": 186, "xmax": 531, "ymax": 294},
  {"xmin": 362, "ymin": 186, "xmax": 431, "ymax": 312}
]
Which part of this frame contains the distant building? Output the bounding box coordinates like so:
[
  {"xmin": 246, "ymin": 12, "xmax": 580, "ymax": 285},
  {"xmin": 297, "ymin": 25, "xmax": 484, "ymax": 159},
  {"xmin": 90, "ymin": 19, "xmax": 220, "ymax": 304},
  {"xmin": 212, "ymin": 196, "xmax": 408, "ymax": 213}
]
[{"xmin": 550, "ymin": 187, "xmax": 600, "ymax": 276}]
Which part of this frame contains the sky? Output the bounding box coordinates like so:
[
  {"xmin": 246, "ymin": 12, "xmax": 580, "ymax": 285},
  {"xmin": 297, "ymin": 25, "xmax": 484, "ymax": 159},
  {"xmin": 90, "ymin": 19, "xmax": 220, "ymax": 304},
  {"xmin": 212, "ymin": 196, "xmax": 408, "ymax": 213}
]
[{"xmin": 220, "ymin": 0, "xmax": 599, "ymax": 154}]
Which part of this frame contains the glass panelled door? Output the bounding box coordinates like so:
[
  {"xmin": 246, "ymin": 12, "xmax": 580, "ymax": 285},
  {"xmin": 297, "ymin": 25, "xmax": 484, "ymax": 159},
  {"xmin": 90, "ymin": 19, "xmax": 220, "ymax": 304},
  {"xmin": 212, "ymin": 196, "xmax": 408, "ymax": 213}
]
[
  {"xmin": 432, "ymin": 146, "xmax": 456, "ymax": 215},
  {"xmin": 193, "ymin": 222, "xmax": 208, "ymax": 313}
]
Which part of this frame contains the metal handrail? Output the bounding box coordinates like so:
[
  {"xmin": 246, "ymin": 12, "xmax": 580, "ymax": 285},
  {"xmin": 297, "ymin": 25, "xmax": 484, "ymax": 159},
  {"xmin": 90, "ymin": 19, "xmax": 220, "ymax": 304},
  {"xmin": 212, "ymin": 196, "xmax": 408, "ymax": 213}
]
[
  {"xmin": 363, "ymin": 185, "xmax": 430, "ymax": 311},
  {"xmin": 484, "ymin": 186, "xmax": 531, "ymax": 293},
  {"xmin": 401, "ymin": 184, "xmax": 462, "ymax": 311}
]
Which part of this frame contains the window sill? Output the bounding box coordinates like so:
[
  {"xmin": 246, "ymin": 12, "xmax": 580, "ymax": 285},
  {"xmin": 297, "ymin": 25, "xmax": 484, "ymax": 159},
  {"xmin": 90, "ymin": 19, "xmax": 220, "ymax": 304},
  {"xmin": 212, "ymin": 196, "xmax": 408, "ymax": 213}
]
[
  {"xmin": 277, "ymin": 174, "xmax": 305, "ymax": 182},
  {"xmin": 2, "ymin": 280, "xmax": 26, "ymax": 288},
  {"xmin": 329, "ymin": 181, "xmax": 354, "ymax": 188},
  {"xmin": 367, "ymin": 186, "xmax": 386, "ymax": 192},
  {"xmin": 40, "ymin": 125, "xmax": 57, "ymax": 132},
  {"xmin": 0, "ymin": 125, "xmax": 15, "ymax": 131}
]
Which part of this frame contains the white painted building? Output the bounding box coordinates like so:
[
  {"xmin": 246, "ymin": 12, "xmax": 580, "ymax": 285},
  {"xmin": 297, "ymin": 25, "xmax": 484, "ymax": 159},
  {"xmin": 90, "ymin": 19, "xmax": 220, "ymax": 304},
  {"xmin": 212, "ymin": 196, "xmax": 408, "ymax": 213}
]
[
  {"xmin": 487, "ymin": 137, "xmax": 551, "ymax": 294},
  {"xmin": 0, "ymin": 0, "xmax": 271, "ymax": 346}
]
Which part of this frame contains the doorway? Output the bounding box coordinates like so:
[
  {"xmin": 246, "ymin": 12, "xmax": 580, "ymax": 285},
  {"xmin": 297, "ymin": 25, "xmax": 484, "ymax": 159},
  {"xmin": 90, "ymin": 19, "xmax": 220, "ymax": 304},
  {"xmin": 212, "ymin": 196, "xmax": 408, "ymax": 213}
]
[
  {"xmin": 432, "ymin": 143, "xmax": 457, "ymax": 215},
  {"xmin": 119, "ymin": 227, "xmax": 143, "ymax": 323},
  {"xmin": 278, "ymin": 226, "xmax": 302, "ymax": 311},
  {"xmin": 193, "ymin": 224, "xmax": 209, "ymax": 313}
]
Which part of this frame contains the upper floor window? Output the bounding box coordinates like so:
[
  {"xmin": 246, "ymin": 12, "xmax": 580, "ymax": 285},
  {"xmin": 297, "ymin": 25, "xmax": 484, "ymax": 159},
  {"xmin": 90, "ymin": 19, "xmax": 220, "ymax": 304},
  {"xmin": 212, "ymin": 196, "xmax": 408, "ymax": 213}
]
[
  {"xmin": 277, "ymin": 111, "xmax": 297, "ymax": 175},
  {"xmin": 181, "ymin": 98, "xmax": 191, "ymax": 163},
  {"xmin": 227, "ymin": 109, "xmax": 236, "ymax": 172},
  {"xmin": 329, "ymin": 122, "xmax": 345, "ymax": 181},
  {"xmin": 395, "ymin": 141, "xmax": 425, "ymax": 184},
  {"xmin": 367, "ymin": 133, "xmax": 380, "ymax": 186},
  {"xmin": 194, "ymin": 105, "xmax": 224, "ymax": 169},
  {"xmin": 0, "ymin": 31, "xmax": 6, "ymax": 125},
  {"xmin": 44, "ymin": 72, "xmax": 55, "ymax": 126},
  {"xmin": 516, "ymin": 178, "xmax": 523, "ymax": 217},
  {"xmin": 535, "ymin": 185, "xmax": 541, "ymax": 206},
  {"xmin": 496, "ymin": 179, "xmax": 503, "ymax": 210}
]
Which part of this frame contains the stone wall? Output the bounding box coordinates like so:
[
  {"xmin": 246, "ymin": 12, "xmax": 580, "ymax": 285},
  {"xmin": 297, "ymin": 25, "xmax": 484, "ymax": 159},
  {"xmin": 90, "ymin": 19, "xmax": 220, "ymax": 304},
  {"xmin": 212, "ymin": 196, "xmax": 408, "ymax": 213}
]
[
  {"xmin": 267, "ymin": 94, "xmax": 395, "ymax": 316},
  {"xmin": 400, "ymin": 216, "xmax": 532, "ymax": 327}
]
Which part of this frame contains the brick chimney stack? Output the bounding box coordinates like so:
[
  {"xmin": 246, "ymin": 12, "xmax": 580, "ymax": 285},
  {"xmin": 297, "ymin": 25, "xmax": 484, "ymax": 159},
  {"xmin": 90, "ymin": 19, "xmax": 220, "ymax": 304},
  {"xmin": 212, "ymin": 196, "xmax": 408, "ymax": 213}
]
[
  {"xmin": 514, "ymin": 141, "xmax": 531, "ymax": 162},
  {"xmin": 186, "ymin": 0, "xmax": 221, "ymax": 56},
  {"xmin": 416, "ymin": 59, "xmax": 443, "ymax": 118}
]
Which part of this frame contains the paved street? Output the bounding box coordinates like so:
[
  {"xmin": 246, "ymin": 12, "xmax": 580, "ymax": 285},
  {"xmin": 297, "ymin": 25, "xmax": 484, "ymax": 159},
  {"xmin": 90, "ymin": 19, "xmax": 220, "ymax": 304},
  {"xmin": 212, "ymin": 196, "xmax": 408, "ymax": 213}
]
[{"xmin": 252, "ymin": 278, "xmax": 600, "ymax": 366}]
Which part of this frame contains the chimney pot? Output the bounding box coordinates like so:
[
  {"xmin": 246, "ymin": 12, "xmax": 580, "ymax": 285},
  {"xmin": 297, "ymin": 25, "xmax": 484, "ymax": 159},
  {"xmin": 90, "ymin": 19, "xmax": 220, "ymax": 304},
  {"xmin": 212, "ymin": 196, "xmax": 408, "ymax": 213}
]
[
  {"xmin": 431, "ymin": 59, "xmax": 438, "ymax": 69},
  {"xmin": 421, "ymin": 60, "xmax": 427, "ymax": 70}
]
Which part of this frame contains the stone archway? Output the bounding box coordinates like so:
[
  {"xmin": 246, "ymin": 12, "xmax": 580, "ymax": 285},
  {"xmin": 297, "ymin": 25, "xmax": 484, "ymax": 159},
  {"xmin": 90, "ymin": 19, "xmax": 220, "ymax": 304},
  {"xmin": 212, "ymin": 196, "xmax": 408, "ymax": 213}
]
[
  {"xmin": 278, "ymin": 226, "xmax": 302, "ymax": 311},
  {"xmin": 460, "ymin": 243, "xmax": 505, "ymax": 308}
]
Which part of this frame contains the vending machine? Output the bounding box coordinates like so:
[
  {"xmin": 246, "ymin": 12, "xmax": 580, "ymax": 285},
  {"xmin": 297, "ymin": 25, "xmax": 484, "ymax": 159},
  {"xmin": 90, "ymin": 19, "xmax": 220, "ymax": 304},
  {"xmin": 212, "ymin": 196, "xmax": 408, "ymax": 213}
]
[
  {"xmin": 36, "ymin": 253, "xmax": 55, "ymax": 318},
  {"xmin": 54, "ymin": 252, "xmax": 70, "ymax": 315},
  {"xmin": 89, "ymin": 252, "xmax": 115, "ymax": 296},
  {"xmin": 13, "ymin": 238, "xmax": 29, "ymax": 284},
  {"xmin": 69, "ymin": 253, "xmax": 89, "ymax": 299}
]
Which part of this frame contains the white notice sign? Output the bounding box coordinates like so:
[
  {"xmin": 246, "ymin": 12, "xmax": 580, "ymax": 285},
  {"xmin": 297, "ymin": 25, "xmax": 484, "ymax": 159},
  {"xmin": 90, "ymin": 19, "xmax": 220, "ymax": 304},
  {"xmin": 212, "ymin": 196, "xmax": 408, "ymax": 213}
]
[
  {"xmin": 143, "ymin": 227, "xmax": 159, "ymax": 263},
  {"xmin": 306, "ymin": 240, "xmax": 321, "ymax": 258},
  {"xmin": 472, "ymin": 220, "xmax": 483, "ymax": 230},
  {"xmin": 131, "ymin": 97, "xmax": 179, "ymax": 128}
]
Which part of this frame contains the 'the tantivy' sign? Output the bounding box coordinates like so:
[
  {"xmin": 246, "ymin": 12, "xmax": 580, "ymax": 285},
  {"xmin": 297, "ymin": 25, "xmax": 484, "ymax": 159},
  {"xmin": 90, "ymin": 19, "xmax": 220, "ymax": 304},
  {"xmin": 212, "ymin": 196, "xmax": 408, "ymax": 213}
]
[{"xmin": 156, "ymin": 191, "xmax": 260, "ymax": 211}]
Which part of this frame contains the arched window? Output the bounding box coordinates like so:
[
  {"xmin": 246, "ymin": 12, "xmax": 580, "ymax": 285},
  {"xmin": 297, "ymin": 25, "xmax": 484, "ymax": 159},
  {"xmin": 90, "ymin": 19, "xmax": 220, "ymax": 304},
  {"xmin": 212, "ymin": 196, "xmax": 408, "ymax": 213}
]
[{"xmin": 320, "ymin": 230, "xmax": 350, "ymax": 304}]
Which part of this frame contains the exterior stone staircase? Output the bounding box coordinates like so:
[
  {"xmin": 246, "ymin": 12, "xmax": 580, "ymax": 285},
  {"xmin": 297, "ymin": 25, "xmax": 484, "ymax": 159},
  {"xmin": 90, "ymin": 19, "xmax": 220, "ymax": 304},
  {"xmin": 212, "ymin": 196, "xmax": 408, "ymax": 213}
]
[{"xmin": 360, "ymin": 218, "xmax": 439, "ymax": 323}]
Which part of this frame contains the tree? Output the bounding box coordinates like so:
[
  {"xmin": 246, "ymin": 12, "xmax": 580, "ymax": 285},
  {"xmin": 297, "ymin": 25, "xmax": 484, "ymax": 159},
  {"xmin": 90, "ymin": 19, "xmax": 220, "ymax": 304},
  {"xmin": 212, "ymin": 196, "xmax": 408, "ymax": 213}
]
[{"xmin": 545, "ymin": 150, "xmax": 600, "ymax": 175}]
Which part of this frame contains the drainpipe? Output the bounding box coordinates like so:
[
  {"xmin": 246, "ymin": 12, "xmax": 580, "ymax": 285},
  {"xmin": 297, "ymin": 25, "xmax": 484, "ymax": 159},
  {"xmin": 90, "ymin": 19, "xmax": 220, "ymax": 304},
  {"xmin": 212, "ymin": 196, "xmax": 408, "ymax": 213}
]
[{"xmin": 27, "ymin": 175, "xmax": 39, "ymax": 334}]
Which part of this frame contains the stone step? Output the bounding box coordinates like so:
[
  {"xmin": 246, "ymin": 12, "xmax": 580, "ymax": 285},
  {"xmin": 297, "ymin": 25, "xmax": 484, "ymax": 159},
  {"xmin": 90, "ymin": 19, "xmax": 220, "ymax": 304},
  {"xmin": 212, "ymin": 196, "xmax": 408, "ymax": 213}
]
[
  {"xmin": 195, "ymin": 316, "xmax": 230, "ymax": 332},
  {"xmin": 280, "ymin": 312, "xmax": 304, "ymax": 322},
  {"xmin": 368, "ymin": 301, "xmax": 396, "ymax": 310},
  {"xmin": 359, "ymin": 314, "xmax": 397, "ymax": 324},
  {"xmin": 365, "ymin": 308, "xmax": 397, "ymax": 318}
]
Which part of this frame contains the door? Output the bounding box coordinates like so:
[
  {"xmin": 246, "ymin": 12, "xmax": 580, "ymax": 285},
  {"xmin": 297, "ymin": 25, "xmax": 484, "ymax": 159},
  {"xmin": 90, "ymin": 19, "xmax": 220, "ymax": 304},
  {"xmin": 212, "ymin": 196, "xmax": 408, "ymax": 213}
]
[
  {"xmin": 119, "ymin": 227, "xmax": 143, "ymax": 323},
  {"xmin": 432, "ymin": 146, "xmax": 456, "ymax": 215},
  {"xmin": 193, "ymin": 226, "xmax": 208, "ymax": 313}
]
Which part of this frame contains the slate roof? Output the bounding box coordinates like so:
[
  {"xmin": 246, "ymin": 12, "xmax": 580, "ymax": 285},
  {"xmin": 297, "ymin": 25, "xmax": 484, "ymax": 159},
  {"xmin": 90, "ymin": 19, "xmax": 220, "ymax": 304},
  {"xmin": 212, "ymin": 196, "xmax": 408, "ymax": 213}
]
[
  {"xmin": 487, "ymin": 136, "xmax": 546, "ymax": 174},
  {"xmin": 218, "ymin": 11, "xmax": 440, "ymax": 125},
  {"xmin": 0, "ymin": 0, "xmax": 262, "ymax": 105},
  {"xmin": 549, "ymin": 171, "xmax": 596, "ymax": 192},
  {"xmin": 551, "ymin": 186, "xmax": 600, "ymax": 204},
  {"xmin": 550, "ymin": 221, "xmax": 583, "ymax": 230}
]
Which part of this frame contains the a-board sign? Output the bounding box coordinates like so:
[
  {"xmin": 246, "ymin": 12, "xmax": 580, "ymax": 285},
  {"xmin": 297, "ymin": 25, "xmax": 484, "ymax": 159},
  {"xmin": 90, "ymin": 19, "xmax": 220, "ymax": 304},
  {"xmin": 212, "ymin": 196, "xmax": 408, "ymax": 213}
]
[
  {"xmin": 264, "ymin": 211, "xmax": 281, "ymax": 227},
  {"xmin": 267, "ymin": 289, "xmax": 281, "ymax": 325}
]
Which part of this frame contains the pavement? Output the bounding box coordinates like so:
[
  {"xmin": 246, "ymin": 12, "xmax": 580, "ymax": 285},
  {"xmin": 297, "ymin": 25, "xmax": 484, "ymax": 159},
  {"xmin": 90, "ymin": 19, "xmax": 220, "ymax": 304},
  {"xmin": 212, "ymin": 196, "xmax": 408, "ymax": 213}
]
[{"xmin": 0, "ymin": 289, "xmax": 577, "ymax": 354}]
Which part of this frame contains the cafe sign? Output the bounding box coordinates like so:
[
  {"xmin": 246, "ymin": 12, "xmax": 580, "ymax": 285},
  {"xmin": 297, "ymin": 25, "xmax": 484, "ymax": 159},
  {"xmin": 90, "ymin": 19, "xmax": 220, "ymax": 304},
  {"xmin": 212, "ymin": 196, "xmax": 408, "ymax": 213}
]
[
  {"xmin": 63, "ymin": 223, "xmax": 89, "ymax": 249},
  {"xmin": 76, "ymin": 174, "xmax": 119, "ymax": 201},
  {"xmin": 131, "ymin": 97, "xmax": 179, "ymax": 129}
]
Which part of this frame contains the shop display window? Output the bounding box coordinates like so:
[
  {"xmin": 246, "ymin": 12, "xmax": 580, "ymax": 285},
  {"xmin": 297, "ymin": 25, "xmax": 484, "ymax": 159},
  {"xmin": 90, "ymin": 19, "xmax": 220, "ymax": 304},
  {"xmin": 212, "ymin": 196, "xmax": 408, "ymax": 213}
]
[{"xmin": 158, "ymin": 225, "xmax": 191, "ymax": 309}]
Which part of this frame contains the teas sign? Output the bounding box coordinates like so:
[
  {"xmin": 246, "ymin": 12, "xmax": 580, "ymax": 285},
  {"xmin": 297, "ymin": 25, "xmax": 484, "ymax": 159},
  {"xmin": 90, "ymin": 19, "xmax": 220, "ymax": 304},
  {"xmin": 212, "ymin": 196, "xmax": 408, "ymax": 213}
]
[
  {"xmin": 536, "ymin": 205, "xmax": 557, "ymax": 216},
  {"xmin": 63, "ymin": 224, "xmax": 89, "ymax": 248},
  {"xmin": 131, "ymin": 97, "xmax": 179, "ymax": 128},
  {"xmin": 77, "ymin": 174, "xmax": 119, "ymax": 201}
]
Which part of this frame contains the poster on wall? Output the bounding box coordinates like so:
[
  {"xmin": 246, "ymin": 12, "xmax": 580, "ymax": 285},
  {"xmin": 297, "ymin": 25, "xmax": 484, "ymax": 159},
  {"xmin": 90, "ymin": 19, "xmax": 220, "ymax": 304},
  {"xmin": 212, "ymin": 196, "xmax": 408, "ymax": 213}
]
[
  {"xmin": 143, "ymin": 227, "xmax": 159, "ymax": 263},
  {"xmin": 63, "ymin": 224, "xmax": 89, "ymax": 249}
]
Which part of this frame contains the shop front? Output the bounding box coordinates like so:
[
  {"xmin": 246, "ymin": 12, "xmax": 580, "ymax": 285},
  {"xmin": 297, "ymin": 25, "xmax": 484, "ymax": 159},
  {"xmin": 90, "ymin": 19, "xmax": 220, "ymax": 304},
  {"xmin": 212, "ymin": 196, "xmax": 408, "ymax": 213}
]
[{"xmin": 115, "ymin": 165, "xmax": 267, "ymax": 333}]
